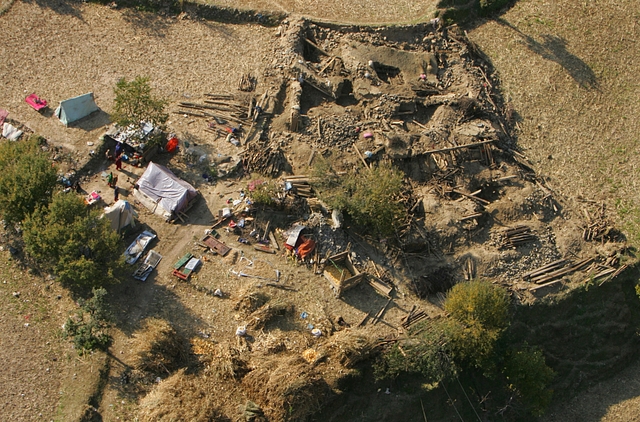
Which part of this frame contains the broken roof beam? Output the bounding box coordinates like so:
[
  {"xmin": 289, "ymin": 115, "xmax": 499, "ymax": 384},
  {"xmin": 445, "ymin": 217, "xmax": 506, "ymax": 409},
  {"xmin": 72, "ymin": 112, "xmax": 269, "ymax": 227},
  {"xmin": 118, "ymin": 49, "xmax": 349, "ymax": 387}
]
[
  {"xmin": 417, "ymin": 139, "xmax": 496, "ymax": 156},
  {"xmin": 303, "ymin": 37, "xmax": 330, "ymax": 56}
]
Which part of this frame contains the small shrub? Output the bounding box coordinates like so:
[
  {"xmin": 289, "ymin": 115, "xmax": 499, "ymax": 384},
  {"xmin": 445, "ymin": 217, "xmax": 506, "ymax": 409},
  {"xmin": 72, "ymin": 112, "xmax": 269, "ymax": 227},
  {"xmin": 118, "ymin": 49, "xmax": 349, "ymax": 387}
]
[
  {"xmin": 374, "ymin": 319, "xmax": 457, "ymax": 383},
  {"xmin": 311, "ymin": 159, "xmax": 405, "ymax": 236},
  {"xmin": 248, "ymin": 179, "xmax": 279, "ymax": 206},
  {"xmin": 63, "ymin": 288, "xmax": 111, "ymax": 353},
  {"xmin": 504, "ymin": 345, "xmax": 555, "ymax": 416}
]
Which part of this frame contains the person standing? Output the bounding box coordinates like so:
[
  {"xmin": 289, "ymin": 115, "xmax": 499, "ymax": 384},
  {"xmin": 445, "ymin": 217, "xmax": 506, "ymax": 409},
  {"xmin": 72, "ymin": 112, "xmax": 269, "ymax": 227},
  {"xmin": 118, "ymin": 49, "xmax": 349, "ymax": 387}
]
[{"xmin": 115, "ymin": 154, "xmax": 123, "ymax": 171}]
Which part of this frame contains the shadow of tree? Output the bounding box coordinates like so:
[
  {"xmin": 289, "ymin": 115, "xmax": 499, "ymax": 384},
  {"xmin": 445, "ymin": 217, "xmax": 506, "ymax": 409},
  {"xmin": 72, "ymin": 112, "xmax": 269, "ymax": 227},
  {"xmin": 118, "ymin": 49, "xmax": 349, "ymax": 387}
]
[
  {"xmin": 21, "ymin": 0, "xmax": 84, "ymax": 21},
  {"xmin": 495, "ymin": 18, "xmax": 598, "ymax": 90},
  {"xmin": 121, "ymin": 8, "xmax": 171, "ymax": 37}
]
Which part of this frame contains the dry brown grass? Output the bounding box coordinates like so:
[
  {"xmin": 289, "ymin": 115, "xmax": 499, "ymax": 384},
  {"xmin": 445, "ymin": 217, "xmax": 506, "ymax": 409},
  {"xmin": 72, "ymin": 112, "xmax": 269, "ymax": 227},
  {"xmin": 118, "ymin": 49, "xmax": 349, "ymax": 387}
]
[
  {"xmin": 246, "ymin": 301, "xmax": 294, "ymax": 329},
  {"xmin": 468, "ymin": 0, "xmax": 640, "ymax": 245},
  {"xmin": 198, "ymin": 340, "xmax": 250, "ymax": 380}
]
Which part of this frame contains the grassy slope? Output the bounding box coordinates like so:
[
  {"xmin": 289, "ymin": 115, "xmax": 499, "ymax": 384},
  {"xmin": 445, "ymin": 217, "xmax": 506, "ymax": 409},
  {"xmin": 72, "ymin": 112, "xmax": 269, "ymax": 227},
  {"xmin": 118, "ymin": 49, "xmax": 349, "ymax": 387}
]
[{"xmin": 468, "ymin": 0, "xmax": 640, "ymax": 243}]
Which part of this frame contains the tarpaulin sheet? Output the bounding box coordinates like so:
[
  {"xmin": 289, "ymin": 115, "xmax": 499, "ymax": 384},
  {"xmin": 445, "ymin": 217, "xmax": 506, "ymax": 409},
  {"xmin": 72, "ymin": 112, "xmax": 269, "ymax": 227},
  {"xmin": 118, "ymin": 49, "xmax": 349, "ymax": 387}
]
[{"xmin": 134, "ymin": 162, "xmax": 197, "ymax": 220}]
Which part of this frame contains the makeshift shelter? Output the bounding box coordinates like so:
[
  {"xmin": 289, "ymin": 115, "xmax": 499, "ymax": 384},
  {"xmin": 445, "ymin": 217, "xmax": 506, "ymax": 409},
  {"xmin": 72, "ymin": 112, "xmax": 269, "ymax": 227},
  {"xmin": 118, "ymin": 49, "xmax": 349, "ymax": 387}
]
[
  {"xmin": 55, "ymin": 92, "xmax": 99, "ymax": 126},
  {"xmin": 133, "ymin": 162, "xmax": 198, "ymax": 221},
  {"xmin": 103, "ymin": 200, "xmax": 137, "ymax": 232}
]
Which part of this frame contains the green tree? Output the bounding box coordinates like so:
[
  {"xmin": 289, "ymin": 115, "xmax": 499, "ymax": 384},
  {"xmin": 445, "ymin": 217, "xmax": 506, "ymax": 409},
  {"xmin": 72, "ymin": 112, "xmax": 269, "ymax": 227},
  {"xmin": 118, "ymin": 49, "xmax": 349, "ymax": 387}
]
[
  {"xmin": 0, "ymin": 135, "xmax": 57, "ymax": 225},
  {"xmin": 23, "ymin": 193, "xmax": 123, "ymax": 287},
  {"xmin": 112, "ymin": 76, "xmax": 168, "ymax": 127},
  {"xmin": 504, "ymin": 345, "xmax": 555, "ymax": 416},
  {"xmin": 444, "ymin": 281, "xmax": 510, "ymax": 372},
  {"xmin": 445, "ymin": 280, "xmax": 510, "ymax": 330}
]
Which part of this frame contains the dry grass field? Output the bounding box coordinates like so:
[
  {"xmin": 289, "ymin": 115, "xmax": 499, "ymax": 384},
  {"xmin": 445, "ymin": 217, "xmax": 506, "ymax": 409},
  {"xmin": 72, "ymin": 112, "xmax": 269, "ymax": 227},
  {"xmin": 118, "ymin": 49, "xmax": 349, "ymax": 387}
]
[{"xmin": 468, "ymin": 0, "xmax": 640, "ymax": 244}]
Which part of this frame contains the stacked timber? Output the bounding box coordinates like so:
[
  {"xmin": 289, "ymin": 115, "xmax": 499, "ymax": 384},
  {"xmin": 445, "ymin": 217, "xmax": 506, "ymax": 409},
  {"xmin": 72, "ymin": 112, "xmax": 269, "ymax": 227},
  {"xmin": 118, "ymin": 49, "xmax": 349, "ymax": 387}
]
[
  {"xmin": 502, "ymin": 225, "xmax": 536, "ymax": 247},
  {"xmin": 242, "ymin": 141, "xmax": 286, "ymax": 177}
]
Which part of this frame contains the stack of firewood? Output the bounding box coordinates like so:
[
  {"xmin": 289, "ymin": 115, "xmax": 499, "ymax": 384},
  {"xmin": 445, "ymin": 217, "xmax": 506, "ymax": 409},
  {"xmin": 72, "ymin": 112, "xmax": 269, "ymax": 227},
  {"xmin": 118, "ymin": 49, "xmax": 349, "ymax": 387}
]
[
  {"xmin": 502, "ymin": 225, "xmax": 536, "ymax": 248},
  {"xmin": 242, "ymin": 141, "xmax": 286, "ymax": 177}
]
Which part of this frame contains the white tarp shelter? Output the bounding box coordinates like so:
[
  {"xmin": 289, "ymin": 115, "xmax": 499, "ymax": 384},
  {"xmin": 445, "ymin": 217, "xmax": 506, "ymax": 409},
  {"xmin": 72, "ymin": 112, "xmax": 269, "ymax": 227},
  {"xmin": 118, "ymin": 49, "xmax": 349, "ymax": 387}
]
[
  {"xmin": 133, "ymin": 162, "xmax": 198, "ymax": 221},
  {"xmin": 103, "ymin": 200, "xmax": 137, "ymax": 232},
  {"xmin": 55, "ymin": 93, "xmax": 99, "ymax": 126}
]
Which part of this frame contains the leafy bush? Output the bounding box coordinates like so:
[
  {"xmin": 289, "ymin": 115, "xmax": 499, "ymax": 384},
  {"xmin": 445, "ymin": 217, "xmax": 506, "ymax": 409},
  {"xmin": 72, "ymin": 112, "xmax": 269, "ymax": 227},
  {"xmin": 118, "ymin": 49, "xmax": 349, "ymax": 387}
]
[
  {"xmin": 248, "ymin": 179, "xmax": 279, "ymax": 206},
  {"xmin": 23, "ymin": 193, "xmax": 124, "ymax": 287},
  {"xmin": 0, "ymin": 136, "xmax": 57, "ymax": 225},
  {"xmin": 504, "ymin": 345, "xmax": 555, "ymax": 416},
  {"xmin": 112, "ymin": 76, "xmax": 168, "ymax": 128},
  {"xmin": 445, "ymin": 280, "xmax": 510, "ymax": 330},
  {"xmin": 311, "ymin": 159, "xmax": 404, "ymax": 236},
  {"xmin": 479, "ymin": 0, "xmax": 511, "ymax": 11},
  {"xmin": 64, "ymin": 287, "xmax": 111, "ymax": 353},
  {"xmin": 374, "ymin": 319, "xmax": 457, "ymax": 383}
]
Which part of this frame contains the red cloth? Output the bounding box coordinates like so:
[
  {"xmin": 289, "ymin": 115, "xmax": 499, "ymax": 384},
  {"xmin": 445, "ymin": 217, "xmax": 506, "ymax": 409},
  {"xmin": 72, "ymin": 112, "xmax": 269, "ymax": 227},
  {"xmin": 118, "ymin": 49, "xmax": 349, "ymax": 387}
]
[
  {"xmin": 296, "ymin": 236, "xmax": 316, "ymax": 260},
  {"xmin": 166, "ymin": 137, "xmax": 179, "ymax": 153}
]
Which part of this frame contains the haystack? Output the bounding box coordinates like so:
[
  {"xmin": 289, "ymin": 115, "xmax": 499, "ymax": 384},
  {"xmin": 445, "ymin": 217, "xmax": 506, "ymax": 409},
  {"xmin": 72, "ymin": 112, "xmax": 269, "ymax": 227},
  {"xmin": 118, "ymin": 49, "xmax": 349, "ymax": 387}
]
[
  {"xmin": 326, "ymin": 329, "xmax": 375, "ymax": 368},
  {"xmin": 138, "ymin": 369, "xmax": 228, "ymax": 422},
  {"xmin": 234, "ymin": 291, "xmax": 270, "ymax": 314},
  {"xmin": 246, "ymin": 301, "xmax": 294, "ymax": 329},
  {"xmin": 132, "ymin": 318, "xmax": 189, "ymax": 377},
  {"xmin": 194, "ymin": 340, "xmax": 249, "ymax": 380},
  {"xmin": 242, "ymin": 355, "xmax": 330, "ymax": 422}
]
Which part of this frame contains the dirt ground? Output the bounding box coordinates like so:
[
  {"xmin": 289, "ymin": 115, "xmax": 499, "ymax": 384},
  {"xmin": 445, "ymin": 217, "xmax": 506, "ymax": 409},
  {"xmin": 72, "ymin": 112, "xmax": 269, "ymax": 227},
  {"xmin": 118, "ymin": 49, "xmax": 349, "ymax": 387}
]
[
  {"xmin": 1, "ymin": 0, "xmax": 639, "ymax": 421},
  {"xmin": 197, "ymin": 0, "xmax": 438, "ymax": 25}
]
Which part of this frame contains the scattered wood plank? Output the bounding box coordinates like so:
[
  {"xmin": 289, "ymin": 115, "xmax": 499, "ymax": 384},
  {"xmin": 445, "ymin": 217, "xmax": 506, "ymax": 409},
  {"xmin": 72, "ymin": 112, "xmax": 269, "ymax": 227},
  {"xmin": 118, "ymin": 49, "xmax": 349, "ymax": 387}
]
[
  {"xmin": 358, "ymin": 311, "xmax": 371, "ymax": 327},
  {"xmin": 266, "ymin": 282, "xmax": 297, "ymax": 291},
  {"xmin": 522, "ymin": 259, "xmax": 568, "ymax": 280},
  {"xmin": 418, "ymin": 139, "xmax": 495, "ymax": 155},
  {"xmin": 529, "ymin": 279, "xmax": 562, "ymax": 292},
  {"xmin": 372, "ymin": 298, "xmax": 393, "ymax": 325},
  {"xmin": 451, "ymin": 189, "xmax": 490, "ymax": 205},
  {"xmin": 303, "ymin": 37, "xmax": 329, "ymax": 56},
  {"xmin": 353, "ymin": 144, "xmax": 371, "ymax": 171},
  {"xmin": 530, "ymin": 257, "xmax": 594, "ymax": 284},
  {"xmin": 253, "ymin": 244, "xmax": 276, "ymax": 254},
  {"xmin": 367, "ymin": 276, "xmax": 393, "ymax": 297}
]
